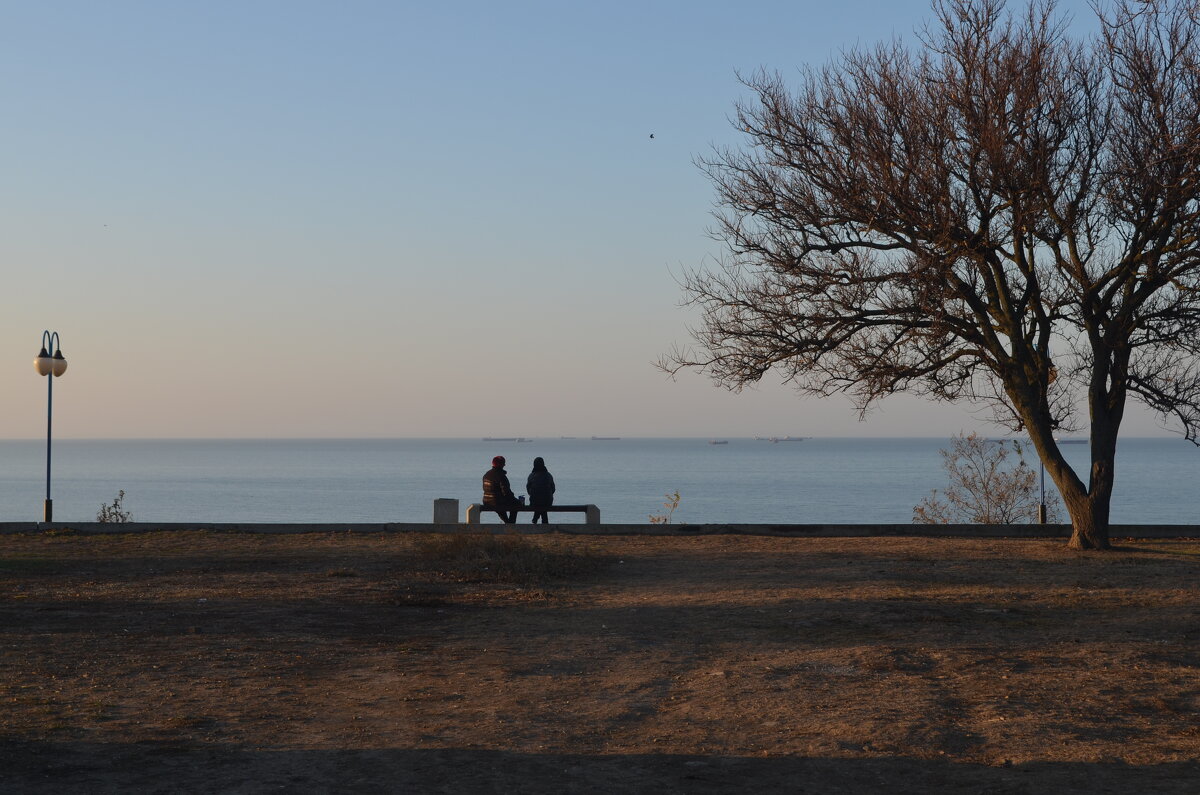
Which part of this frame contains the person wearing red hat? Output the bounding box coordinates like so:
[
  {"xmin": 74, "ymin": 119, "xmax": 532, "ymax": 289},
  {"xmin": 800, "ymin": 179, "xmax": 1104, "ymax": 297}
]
[{"xmin": 482, "ymin": 455, "xmax": 520, "ymax": 524}]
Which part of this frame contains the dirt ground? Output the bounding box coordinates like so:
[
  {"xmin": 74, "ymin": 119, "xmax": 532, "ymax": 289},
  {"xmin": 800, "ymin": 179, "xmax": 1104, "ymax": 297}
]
[{"xmin": 1, "ymin": 529, "xmax": 1199, "ymax": 794}]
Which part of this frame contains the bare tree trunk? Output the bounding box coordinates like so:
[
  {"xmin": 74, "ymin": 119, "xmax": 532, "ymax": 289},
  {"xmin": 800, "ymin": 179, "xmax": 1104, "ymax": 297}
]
[
  {"xmin": 1063, "ymin": 355, "xmax": 1123, "ymax": 550},
  {"xmin": 1026, "ymin": 416, "xmax": 1115, "ymax": 551},
  {"xmin": 1041, "ymin": 453, "xmax": 1111, "ymax": 550},
  {"xmin": 1062, "ymin": 491, "xmax": 1112, "ymax": 550},
  {"xmin": 1057, "ymin": 418, "xmax": 1117, "ymax": 550}
]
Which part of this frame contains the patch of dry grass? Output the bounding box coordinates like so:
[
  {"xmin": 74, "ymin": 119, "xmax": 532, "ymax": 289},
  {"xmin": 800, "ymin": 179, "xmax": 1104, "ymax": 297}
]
[
  {"xmin": 3, "ymin": 532, "xmax": 1200, "ymax": 793},
  {"xmin": 411, "ymin": 531, "xmax": 608, "ymax": 584}
]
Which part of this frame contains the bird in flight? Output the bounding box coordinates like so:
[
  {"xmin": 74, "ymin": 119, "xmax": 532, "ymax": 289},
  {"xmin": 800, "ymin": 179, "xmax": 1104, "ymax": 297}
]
[{"xmin": 649, "ymin": 133, "xmax": 655, "ymax": 139}]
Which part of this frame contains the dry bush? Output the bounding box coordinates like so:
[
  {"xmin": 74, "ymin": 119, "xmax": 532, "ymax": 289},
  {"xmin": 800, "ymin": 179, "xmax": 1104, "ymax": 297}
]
[
  {"xmin": 411, "ymin": 532, "xmax": 606, "ymax": 584},
  {"xmin": 914, "ymin": 433, "xmax": 1061, "ymax": 524},
  {"xmin": 649, "ymin": 490, "xmax": 681, "ymax": 524},
  {"xmin": 96, "ymin": 490, "xmax": 133, "ymax": 523}
]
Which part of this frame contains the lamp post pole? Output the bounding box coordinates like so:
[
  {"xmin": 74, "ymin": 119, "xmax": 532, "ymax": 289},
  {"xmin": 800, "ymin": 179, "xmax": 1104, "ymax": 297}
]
[
  {"xmin": 34, "ymin": 331, "xmax": 67, "ymax": 522},
  {"xmin": 1038, "ymin": 460, "xmax": 1047, "ymax": 525}
]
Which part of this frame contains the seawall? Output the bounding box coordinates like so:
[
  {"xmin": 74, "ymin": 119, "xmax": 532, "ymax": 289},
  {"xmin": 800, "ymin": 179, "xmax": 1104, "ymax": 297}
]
[{"xmin": 2, "ymin": 522, "xmax": 1200, "ymax": 538}]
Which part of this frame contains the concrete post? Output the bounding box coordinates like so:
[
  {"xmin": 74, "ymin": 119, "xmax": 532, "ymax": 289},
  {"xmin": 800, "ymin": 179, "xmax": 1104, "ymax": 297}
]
[
  {"xmin": 466, "ymin": 504, "xmax": 484, "ymax": 524},
  {"xmin": 433, "ymin": 498, "xmax": 459, "ymax": 524},
  {"xmin": 585, "ymin": 504, "xmax": 600, "ymax": 525}
]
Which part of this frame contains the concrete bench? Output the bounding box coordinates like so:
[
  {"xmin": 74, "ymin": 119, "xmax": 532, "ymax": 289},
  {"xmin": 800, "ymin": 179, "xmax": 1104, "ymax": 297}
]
[{"xmin": 466, "ymin": 503, "xmax": 600, "ymax": 524}]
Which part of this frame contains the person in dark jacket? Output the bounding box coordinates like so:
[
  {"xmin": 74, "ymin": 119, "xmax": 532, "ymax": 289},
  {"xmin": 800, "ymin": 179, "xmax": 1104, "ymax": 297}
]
[
  {"xmin": 482, "ymin": 455, "xmax": 520, "ymax": 524},
  {"xmin": 526, "ymin": 457, "xmax": 556, "ymax": 524}
]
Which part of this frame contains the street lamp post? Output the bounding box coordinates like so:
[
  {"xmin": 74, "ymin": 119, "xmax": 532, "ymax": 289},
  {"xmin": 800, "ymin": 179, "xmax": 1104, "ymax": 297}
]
[
  {"xmin": 34, "ymin": 331, "xmax": 67, "ymax": 522},
  {"xmin": 1038, "ymin": 460, "xmax": 1047, "ymax": 524}
]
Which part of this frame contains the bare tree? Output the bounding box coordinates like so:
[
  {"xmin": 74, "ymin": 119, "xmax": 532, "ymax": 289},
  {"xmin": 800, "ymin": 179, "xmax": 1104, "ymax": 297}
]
[
  {"xmin": 914, "ymin": 433, "xmax": 1061, "ymax": 524},
  {"xmin": 663, "ymin": 0, "xmax": 1200, "ymax": 549}
]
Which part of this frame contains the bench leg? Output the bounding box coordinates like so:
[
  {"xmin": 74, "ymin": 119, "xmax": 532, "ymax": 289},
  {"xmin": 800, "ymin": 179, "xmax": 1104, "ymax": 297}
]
[
  {"xmin": 466, "ymin": 504, "xmax": 483, "ymax": 525},
  {"xmin": 585, "ymin": 505, "xmax": 600, "ymax": 525}
]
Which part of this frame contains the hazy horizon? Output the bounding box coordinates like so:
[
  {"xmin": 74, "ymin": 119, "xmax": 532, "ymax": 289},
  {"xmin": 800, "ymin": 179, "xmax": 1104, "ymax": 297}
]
[{"xmin": 0, "ymin": 431, "xmax": 1179, "ymax": 442}]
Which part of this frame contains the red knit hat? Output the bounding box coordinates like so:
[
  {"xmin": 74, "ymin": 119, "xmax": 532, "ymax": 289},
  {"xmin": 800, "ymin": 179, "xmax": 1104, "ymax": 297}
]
[{"xmin": 492, "ymin": 455, "xmax": 506, "ymax": 467}]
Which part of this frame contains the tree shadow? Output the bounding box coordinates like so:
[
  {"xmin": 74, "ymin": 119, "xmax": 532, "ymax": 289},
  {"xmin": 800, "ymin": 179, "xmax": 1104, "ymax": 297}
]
[{"xmin": 3, "ymin": 740, "xmax": 1197, "ymax": 794}]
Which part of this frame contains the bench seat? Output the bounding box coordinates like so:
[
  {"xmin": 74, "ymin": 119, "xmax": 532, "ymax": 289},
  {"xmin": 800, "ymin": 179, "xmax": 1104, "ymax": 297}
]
[{"xmin": 466, "ymin": 503, "xmax": 600, "ymax": 524}]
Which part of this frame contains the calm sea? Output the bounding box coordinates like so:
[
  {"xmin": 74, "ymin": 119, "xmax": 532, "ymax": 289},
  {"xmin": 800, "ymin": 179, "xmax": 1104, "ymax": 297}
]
[{"xmin": 0, "ymin": 437, "xmax": 1195, "ymax": 525}]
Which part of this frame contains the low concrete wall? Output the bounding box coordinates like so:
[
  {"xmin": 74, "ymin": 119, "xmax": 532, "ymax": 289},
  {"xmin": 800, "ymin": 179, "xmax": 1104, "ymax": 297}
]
[
  {"xmin": 2, "ymin": 521, "xmax": 1200, "ymax": 538},
  {"xmin": 0, "ymin": 522, "xmax": 434, "ymax": 535}
]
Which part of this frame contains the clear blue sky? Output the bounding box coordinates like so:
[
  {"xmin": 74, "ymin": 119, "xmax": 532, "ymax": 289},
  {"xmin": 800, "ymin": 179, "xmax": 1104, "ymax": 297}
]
[{"xmin": 3, "ymin": 0, "xmax": 1169, "ymax": 438}]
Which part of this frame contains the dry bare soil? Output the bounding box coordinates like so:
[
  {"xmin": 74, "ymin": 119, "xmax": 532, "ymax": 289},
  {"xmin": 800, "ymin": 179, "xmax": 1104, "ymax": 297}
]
[{"xmin": 2, "ymin": 530, "xmax": 1199, "ymax": 793}]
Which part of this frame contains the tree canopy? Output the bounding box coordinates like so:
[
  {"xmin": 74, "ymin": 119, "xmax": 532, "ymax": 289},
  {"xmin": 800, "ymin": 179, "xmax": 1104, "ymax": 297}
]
[{"xmin": 665, "ymin": 0, "xmax": 1200, "ymax": 548}]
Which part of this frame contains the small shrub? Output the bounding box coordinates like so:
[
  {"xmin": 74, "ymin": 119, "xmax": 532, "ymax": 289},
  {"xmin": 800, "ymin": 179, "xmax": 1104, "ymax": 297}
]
[
  {"xmin": 649, "ymin": 490, "xmax": 681, "ymax": 524},
  {"xmin": 96, "ymin": 490, "xmax": 133, "ymax": 523},
  {"xmin": 914, "ymin": 433, "xmax": 1061, "ymax": 524}
]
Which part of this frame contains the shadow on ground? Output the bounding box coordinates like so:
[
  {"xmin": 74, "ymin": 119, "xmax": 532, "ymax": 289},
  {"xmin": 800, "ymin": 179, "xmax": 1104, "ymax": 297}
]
[{"xmin": 3, "ymin": 740, "xmax": 1198, "ymax": 794}]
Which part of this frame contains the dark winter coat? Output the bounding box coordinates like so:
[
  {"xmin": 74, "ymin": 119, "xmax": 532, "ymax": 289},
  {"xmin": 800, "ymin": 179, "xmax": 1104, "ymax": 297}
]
[
  {"xmin": 526, "ymin": 469, "xmax": 556, "ymax": 507},
  {"xmin": 482, "ymin": 466, "xmax": 518, "ymax": 507}
]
